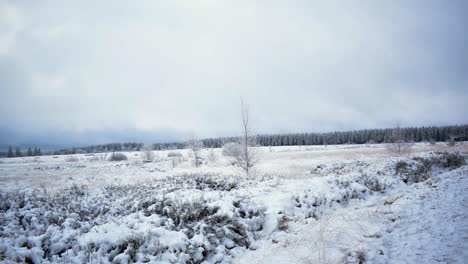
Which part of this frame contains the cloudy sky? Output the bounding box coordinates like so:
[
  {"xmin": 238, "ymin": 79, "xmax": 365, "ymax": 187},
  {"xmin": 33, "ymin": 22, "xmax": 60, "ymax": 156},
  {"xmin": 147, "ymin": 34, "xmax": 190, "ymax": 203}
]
[{"xmin": 1, "ymin": 0, "xmax": 467, "ymax": 147}]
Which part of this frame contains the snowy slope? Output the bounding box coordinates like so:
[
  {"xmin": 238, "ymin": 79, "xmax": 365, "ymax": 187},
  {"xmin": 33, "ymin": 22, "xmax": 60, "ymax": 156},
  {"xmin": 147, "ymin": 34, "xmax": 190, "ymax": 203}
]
[{"xmin": 0, "ymin": 143, "xmax": 466, "ymax": 263}]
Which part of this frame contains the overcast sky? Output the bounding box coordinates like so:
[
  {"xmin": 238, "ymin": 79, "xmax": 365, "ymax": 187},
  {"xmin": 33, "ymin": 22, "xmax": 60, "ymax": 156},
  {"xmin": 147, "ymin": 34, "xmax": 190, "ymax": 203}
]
[{"xmin": 1, "ymin": 0, "xmax": 467, "ymax": 146}]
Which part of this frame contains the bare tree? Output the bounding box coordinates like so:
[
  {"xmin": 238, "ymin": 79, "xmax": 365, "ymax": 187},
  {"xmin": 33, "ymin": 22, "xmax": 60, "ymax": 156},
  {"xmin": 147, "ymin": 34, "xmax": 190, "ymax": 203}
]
[
  {"xmin": 233, "ymin": 98, "xmax": 258, "ymax": 176},
  {"xmin": 208, "ymin": 148, "xmax": 217, "ymax": 164},
  {"xmin": 141, "ymin": 144, "xmax": 154, "ymax": 162},
  {"xmin": 187, "ymin": 136, "xmax": 204, "ymax": 167},
  {"xmin": 385, "ymin": 124, "xmax": 414, "ymax": 157}
]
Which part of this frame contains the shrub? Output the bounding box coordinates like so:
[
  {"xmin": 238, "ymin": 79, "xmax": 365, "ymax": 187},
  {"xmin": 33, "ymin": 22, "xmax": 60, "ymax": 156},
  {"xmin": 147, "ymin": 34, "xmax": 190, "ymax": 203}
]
[
  {"xmin": 87, "ymin": 156, "xmax": 99, "ymax": 162},
  {"xmin": 385, "ymin": 141, "xmax": 414, "ymax": 157},
  {"xmin": 446, "ymin": 138, "xmax": 456, "ymax": 146},
  {"xmin": 356, "ymin": 174, "xmax": 385, "ymax": 192},
  {"xmin": 167, "ymin": 152, "xmax": 183, "ymax": 158},
  {"xmin": 194, "ymin": 176, "xmax": 238, "ymax": 191},
  {"xmin": 411, "ymin": 152, "xmax": 465, "ymax": 170},
  {"xmin": 141, "ymin": 144, "xmax": 154, "ymax": 162},
  {"xmin": 443, "ymin": 152, "xmax": 465, "ymax": 169},
  {"xmin": 65, "ymin": 155, "xmax": 79, "ymax": 162},
  {"xmin": 277, "ymin": 215, "xmax": 290, "ymax": 231},
  {"xmin": 222, "ymin": 143, "xmax": 242, "ymax": 157},
  {"xmin": 394, "ymin": 160, "xmax": 430, "ymax": 184},
  {"xmin": 109, "ymin": 152, "xmax": 128, "ymax": 161},
  {"xmin": 344, "ymin": 250, "xmax": 367, "ymax": 264}
]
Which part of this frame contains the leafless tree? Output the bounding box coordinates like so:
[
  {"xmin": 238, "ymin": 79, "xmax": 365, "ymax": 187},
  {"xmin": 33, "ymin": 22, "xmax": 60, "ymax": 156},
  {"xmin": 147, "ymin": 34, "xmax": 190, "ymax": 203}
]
[
  {"xmin": 233, "ymin": 98, "xmax": 258, "ymax": 176},
  {"xmin": 208, "ymin": 148, "xmax": 217, "ymax": 164},
  {"xmin": 446, "ymin": 134, "xmax": 460, "ymax": 146},
  {"xmin": 385, "ymin": 124, "xmax": 414, "ymax": 157},
  {"xmin": 141, "ymin": 144, "xmax": 154, "ymax": 162},
  {"xmin": 187, "ymin": 136, "xmax": 204, "ymax": 167}
]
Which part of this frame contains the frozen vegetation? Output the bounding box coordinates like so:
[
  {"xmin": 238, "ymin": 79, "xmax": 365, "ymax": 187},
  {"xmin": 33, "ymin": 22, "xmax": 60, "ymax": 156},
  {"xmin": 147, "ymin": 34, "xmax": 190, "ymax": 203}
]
[{"xmin": 0, "ymin": 143, "xmax": 467, "ymax": 263}]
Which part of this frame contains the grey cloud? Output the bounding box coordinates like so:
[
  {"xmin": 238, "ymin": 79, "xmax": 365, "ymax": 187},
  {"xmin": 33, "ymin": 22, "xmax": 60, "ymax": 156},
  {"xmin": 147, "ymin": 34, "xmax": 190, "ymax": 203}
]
[{"xmin": 0, "ymin": 0, "xmax": 467, "ymax": 146}]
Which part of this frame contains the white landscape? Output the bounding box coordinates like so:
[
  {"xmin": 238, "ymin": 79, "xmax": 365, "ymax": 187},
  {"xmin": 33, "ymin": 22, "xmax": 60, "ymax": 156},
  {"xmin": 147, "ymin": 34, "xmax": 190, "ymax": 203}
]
[
  {"xmin": 1, "ymin": 1, "xmax": 467, "ymax": 263},
  {"xmin": 1, "ymin": 143, "xmax": 466, "ymax": 263}
]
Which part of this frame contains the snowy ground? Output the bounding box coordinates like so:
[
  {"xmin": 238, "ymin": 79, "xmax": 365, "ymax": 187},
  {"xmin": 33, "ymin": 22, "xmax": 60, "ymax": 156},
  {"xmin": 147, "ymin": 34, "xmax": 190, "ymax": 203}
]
[{"xmin": 0, "ymin": 142, "xmax": 467, "ymax": 263}]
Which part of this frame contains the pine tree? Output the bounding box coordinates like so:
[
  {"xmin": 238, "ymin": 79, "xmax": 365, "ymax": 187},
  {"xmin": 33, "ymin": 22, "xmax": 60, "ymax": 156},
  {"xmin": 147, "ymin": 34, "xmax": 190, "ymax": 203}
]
[
  {"xmin": 15, "ymin": 147, "xmax": 22, "ymax": 157},
  {"xmin": 7, "ymin": 146, "xmax": 14, "ymax": 158},
  {"xmin": 27, "ymin": 148, "xmax": 33, "ymax": 156}
]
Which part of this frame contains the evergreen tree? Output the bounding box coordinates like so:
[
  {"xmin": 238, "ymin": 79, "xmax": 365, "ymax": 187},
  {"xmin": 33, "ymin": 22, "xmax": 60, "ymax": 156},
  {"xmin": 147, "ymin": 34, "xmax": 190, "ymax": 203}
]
[
  {"xmin": 34, "ymin": 148, "xmax": 42, "ymax": 156},
  {"xmin": 15, "ymin": 147, "xmax": 22, "ymax": 157},
  {"xmin": 27, "ymin": 148, "xmax": 33, "ymax": 156},
  {"xmin": 7, "ymin": 146, "xmax": 14, "ymax": 158}
]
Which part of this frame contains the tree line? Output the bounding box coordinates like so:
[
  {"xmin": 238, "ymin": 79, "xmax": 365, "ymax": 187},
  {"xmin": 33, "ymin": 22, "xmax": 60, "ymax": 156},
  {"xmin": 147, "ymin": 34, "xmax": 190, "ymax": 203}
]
[
  {"xmin": 201, "ymin": 124, "xmax": 468, "ymax": 148},
  {"xmin": 2, "ymin": 124, "xmax": 466, "ymax": 157},
  {"xmin": 6, "ymin": 146, "xmax": 42, "ymax": 158}
]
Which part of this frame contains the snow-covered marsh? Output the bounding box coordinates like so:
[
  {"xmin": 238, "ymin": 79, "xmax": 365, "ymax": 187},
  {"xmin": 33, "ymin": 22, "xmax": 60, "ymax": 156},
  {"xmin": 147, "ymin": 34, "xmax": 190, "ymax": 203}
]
[{"xmin": 0, "ymin": 143, "xmax": 467, "ymax": 263}]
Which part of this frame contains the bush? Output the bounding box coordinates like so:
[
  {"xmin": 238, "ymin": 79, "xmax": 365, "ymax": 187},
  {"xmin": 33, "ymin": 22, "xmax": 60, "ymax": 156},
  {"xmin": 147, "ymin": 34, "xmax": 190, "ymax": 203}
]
[
  {"xmin": 394, "ymin": 160, "xmax": 430, "ymax": 184},
  {"xmin": 222, "ymin": 143, "xmax": 242, "ymax": 157},
  {"xmin": 385, "ymin": 141, "xmax": 414, "ymax": 157},
  {"xmin": 446, "ymin": 138, "xmax": 456, "ymax": 146},
  {"xmin": 109, "ymin": 152, "xmax": 128, "ymax": 161},
  {"xmin": 65, "ymin": 155, "xmax": 79, "ymax": 162},
  {"xmin": 141, "ymin": 144, "xmax": 154, "ymax": 162},
  {"xmin": 0, "ymin": 178, "xmax": 266, "ymax": 263},
  {"xmin": 356, "ymin": 174, "xmax": 385, "ymax": 192},
  {"xmin": 443, "ymin": 152, "xmax": 465, "ymax": 169},
  {"xmin": 167, "ymin": 152, "xmax": 183, "ymax": 158}
]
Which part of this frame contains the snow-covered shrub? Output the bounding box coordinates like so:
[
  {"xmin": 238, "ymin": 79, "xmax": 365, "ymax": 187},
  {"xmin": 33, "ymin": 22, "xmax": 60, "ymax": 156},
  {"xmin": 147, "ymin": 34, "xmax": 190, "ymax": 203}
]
[
  {"xmin": 343, "ymin": 249, "xmax": 367, "ymax": 264},
  {"xmin": 446, "ymin": 137, "xmax": 456, "ymax": 146},
  {"xmin": 109, "ymin": 152, "xmax": 128, "ymax": 161},
  {"xmin": 160, "ymin": 174, "xmax": 239, "ymax": 192},
  {"xmin": 141, "ymin": 144, "xmax": 154, "ymax": 162},
  {"xmin": 0, "ymin": 175, "xmax": 266, "ymax": 263},
  {"xmin": 397, "ymin": 152, "xmax": 466, "ymax": 184},
  {"xmin": 277, "ymin": 215, "xmax": 290, "ymax": 231},
  {"xmin": 87, "ymin": 156, "xmax": 99, "ymax": 162},
  {"xmin": 439, "ymin": 152, "xmax": 465, "ymax": 169},
  {"xmin": 65, "ymin": 155, "xmax": 79, "ymax": 162},
  {"xmin": 136, "ymin": 193, "xmax": 265, "ymax": 261},
  {"xmin": 222, "ymin": 142, "xmax": 242, "ymax": 157},
  {"xmin": 193, "ymin": 175, "xmax": 238, "ymax": 191},
  {"xmin": 395, "ymin": 160, "xmax": 430, "ymax": 184},
  {"xmin": 356, "ymin": 174, "xmax": 386, "ymax": 192},
  {"xmin": 418, "ymin": 152, "xmax": 466, "ymax": 169},
  {"xmin": 288, "ymin": 175, "xmax": 393, "ymax": 221},
  {"xmin": 208, "ymin": 149, "xmax": 217, "ymax": 163},
  {"xmin": 167, "ymin": 152, "xmax": 183, "ymax": 158}
]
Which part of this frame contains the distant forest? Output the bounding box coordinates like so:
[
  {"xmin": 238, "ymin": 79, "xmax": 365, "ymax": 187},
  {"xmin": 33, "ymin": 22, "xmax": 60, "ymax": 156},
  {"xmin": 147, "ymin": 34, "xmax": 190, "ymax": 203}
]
[
  {"xmin": 1, "ymin": 124, "xmax": 466, "ymax": 157},
  {"xmin": 49, "ymin": 124, "xmax": 467, "ymax": 155}
]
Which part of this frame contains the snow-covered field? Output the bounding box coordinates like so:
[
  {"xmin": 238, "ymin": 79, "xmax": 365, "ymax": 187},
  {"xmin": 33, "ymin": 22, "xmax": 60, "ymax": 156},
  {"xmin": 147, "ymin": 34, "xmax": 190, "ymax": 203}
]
[{"xmin": 0, "ymin": 143, "xmax": 467, "ymax": 263}]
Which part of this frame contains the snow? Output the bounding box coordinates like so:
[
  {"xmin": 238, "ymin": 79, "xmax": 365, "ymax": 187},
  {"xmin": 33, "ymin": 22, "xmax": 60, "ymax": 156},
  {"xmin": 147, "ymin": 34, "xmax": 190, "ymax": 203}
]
[
  {"xmin": 0, "ymin": 142, "xmax": 467, "ymax": 263},
  {"xmin": 381, "ymin": 166, "xmax": 468, "ymax": 263}
]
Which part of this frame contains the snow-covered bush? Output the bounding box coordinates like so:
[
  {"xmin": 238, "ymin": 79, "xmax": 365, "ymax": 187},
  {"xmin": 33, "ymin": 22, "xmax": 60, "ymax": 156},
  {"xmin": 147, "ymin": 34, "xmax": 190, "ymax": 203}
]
[
  {"xmin": 141, "ymin": 144, "xmax": 154, "ymax": 162},
  {"xmin": 356, "ymin": 174, "xmax": 386, "ymax": 192},
  {"xmin": 287, "ymin": 174, "xmax": 393, "ymax": 221},
  {"xmin": 65, "ymin": 155, "xmax": 79, "ymax": 162},
  {"xmin": 0, "ymin": 174, "xmax": 266, "ymax": 263},
  {"xmin": 395, "ymin": 160, "xmax": 430, "ymax": 184},
  {"xmin": 87, "ymin": 156, "xmax": 99, "ymax": 162},
  {"xmin": 208, "ymin": 149, "xmax": 217, "ymax": 163},
  {"xmin": 343, "ymin": 249, "xmax": 367, "ymax": 264},
  {"xmin": 439, "ymin": 152, "xmax": 465, "ymax": 169},
  {"xmin": 193, "ymin": 175, "xmax": 238, "ymax": 191},
  {"xmin": 222, "ymin": 142, "xmax": 242, "ymax": 157},
  {"xmin": 394, "ymin": 152, "xmax": 465, "ymax": 184},
  {"xmin": 109, "ymin": 152, "xmax": 128, "ymax": 161},
  {"xmin": 167, "ymin": 152, "xmax": 183, "ymax": 158}
]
